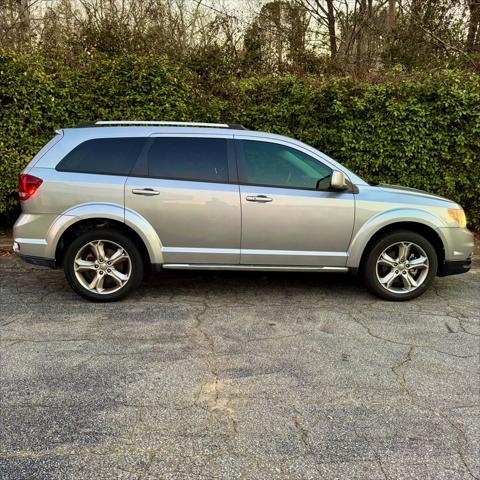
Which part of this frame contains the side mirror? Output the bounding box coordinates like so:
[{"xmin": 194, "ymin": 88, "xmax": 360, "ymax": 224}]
[{"xmin": 330, "ymin": 170, "xmax": 348, "ymax": 191}]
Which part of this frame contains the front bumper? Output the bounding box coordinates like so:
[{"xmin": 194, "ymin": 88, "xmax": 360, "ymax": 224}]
[
  {"xmin": 437, "ymin": 226, "xmax": 474, "ymax": 277},
  {"xmin": 439, "ymin": 227, "xmax": 474, "ymax": 262},
  {"xmin": 438, "ymin": 258, "xmax": 472, "ymax": 277}
]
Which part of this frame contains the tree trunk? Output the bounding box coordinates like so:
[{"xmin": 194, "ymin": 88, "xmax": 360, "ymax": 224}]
[
  {"xmin": 16, "ymin": 0, "xmax": 31, "ymax": 49},
  {"xmin": 356, "ymin": 0, "xmax": 367, "ymax": 62},
  {"xmin": 466, "ymin": 2, "xmax": 480, "ymax": 53},
  {"xmin": 388, "ymin": 0, "xmax": 396, "ymax": 29},
  {"xmin": 325, "ymin": 0, "xmax": 337, "ymax": 57}
]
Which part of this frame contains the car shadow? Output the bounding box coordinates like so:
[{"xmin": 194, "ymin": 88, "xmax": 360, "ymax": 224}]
[{"xmin": 136, "ymin": 269, "xmax": 369, "ymax": 303}]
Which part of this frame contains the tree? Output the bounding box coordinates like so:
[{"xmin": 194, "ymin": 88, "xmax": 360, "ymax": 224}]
[
  {"xmin": 243, "ymin": 1, "xmax": 309, "ymax": 72},
  {"xmin": 293, "ymin": 0, "xmax": 338, "ymax": 57},
  {"xmin": 384, "ymin": 0, "xmax": 467, "ymax": 69},
  {"xmin": 1, "ymin": 0, "xmax": 32, "ymax": 50},
  {"xmin": 466, "ymin": 1, "xmax": 480, "ymax": 52}
]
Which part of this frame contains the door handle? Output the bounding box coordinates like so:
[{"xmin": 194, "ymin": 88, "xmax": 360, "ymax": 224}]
[
  {"xmin": 132, "ymin": 188, "xmax": 160, "ymax": 196},
  {"xmin": 246, "ymin": 195, "xmax": 273, "ymax": 203}
]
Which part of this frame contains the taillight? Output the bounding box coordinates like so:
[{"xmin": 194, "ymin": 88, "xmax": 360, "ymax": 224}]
[{"xmin": 18, "ymin": 174, "xmax": 43, "ymax": 201}]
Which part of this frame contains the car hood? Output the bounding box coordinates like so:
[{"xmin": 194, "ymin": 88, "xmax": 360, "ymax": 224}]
[{"xmin": 377, "ymin": 183, "xmax": 453, "ymax": 204}]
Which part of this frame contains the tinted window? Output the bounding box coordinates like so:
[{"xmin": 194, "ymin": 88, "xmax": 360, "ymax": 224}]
[
  {"xmin": 147, "ymin": 138, "xmax": 229, "ymax": 183},
  {"xmin": 57, "ymin": 138, "xmax": 145, "ymax": 175},
  {"xmin": 240, "ymin": 140, "xmax": 333, "ymax": 190}
]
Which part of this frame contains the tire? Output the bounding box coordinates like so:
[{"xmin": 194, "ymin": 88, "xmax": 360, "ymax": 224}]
[
  {"xmin": 363, "ymin": 230, "xmax": 438, "ymax": 301},
  {"xmin": 64, "ymin": 228, "xmax": 144, "ymax": 302}
]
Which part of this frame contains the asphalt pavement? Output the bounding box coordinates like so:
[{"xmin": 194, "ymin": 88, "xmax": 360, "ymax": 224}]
[{"xmin": 0, "ymin": 253, "xmax": 479, "ymax": 479}]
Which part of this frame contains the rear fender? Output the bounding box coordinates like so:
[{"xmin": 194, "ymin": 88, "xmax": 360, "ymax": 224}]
[{"xmin": 45, "ymin": 203, "xmax": 164, "ymax": 264}]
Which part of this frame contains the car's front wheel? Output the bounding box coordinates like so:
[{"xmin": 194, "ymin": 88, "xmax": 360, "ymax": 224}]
[
  {"xmin": 64, "ymin": 228, "xmax": 144, "ymax": 302},
  {"xmin": 363, "ymin": 230, "xmax": 438, "ymax": 301}
]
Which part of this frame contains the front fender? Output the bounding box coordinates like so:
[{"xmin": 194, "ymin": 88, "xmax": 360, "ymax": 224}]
[
  {"xmin": 346, "ymin": 208, "xmax": 448, "ymax": 268},
  {"xmin": 45, "ymin": 203, "xmax": 164, "ymax": 264}
]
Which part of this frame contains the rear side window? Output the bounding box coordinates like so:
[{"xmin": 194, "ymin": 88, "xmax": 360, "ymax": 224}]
[
  {"xmin": 56, "ymin": 138, "xmax": 146, "ymax": 175},
  {"xmin": 147, "ymin": 137, "xmax": 229, "ymax": 183}
]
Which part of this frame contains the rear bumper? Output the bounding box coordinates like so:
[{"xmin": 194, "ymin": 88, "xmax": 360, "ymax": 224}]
[
  {"xmin": 438, "ymin": 258, "xmax": 472, "ymax": 277},
  {"xmin": 17, "ymin": 253, "xmax": 56, "ymax": 269},
  {"xmin": 13, "ymin": 213, "xmax": 57, "ymax": 258}
]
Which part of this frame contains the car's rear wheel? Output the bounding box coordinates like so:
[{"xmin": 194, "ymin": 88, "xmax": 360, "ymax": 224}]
[
  {"xmin": 363, "ymin": 230, "xmax": 438, "ymax": 301},
  {"xmin": 64, "ymin": 228, "xmax": 144, "ymax": 302}
]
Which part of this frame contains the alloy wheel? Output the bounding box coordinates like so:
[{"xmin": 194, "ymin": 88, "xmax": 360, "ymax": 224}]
[
  {"xmin": 375, "ymin": 241, "xmax": 429, "ymax": 294},
  {"xmin": 74, "ymin": 240, "xmax": 132, "ymax": 294}
]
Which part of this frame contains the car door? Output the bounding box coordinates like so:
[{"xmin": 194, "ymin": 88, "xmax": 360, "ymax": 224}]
[
  {"xmin": 125, "ymin": 134, "xmax": 241, "ymax": 264},
  {"xmin": 236, "ymin": 137, "xmax": 355, "ymax": 266}
]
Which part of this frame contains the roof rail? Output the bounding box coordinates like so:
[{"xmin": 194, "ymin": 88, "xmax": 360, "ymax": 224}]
[{"xmin": 91, "ymin": 120, "xmax": 248, "ymax": 130}]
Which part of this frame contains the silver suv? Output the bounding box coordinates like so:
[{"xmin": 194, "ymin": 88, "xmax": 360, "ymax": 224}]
[{"xmin": 13, "ymin": 121, "xmax": 474, "ymax": 302}]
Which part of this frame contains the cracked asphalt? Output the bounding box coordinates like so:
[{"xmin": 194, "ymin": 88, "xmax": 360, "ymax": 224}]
[{"xmin": 0, "ymin": 253, "xmax": 479, "ymax": 480}]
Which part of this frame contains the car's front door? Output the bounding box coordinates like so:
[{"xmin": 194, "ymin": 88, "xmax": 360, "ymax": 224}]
[
  {"xmin": 236, "ymin": 138, "xmax": 355, "ymax": 266},
  {"xmin": 125, "ymin": 135, "xmax": 241, "ymax": 264}
]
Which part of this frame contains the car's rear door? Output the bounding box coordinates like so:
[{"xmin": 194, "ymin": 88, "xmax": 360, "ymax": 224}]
[{"xmin": 125, "ymin": 134, "xmax": 241, "ymax": 265}]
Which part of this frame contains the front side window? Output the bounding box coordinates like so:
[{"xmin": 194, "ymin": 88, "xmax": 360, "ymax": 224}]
[
  {"xmin": 239, "ymin": 140, "xmax": 332, "ymax": 190},
  {"xmin": 56, "ymin": 138, "xmax": 146, "ymax": 175},
  {"xmin": 147, "ymin": 137, "xmax": 229, "ymax": 183}
]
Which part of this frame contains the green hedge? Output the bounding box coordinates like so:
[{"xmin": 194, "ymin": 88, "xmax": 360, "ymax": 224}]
[{"xmin": 1, "ymin": 52, "xmax": 479, "ymax": 227}]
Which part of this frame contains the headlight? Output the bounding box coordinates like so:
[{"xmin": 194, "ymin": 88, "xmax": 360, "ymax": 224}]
[{"xmin": 448, "ymin": 208, "xmax": 467, "ymax": 228}]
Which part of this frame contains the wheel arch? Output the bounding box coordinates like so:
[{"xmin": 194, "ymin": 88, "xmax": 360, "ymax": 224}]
[
  {"xmin": 45, "ymin": 203, "xmax": 163, "ymax": 267},
  {"xmin": 347, "ymin": 209, "xmax": 447, "ymax": 272}
]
